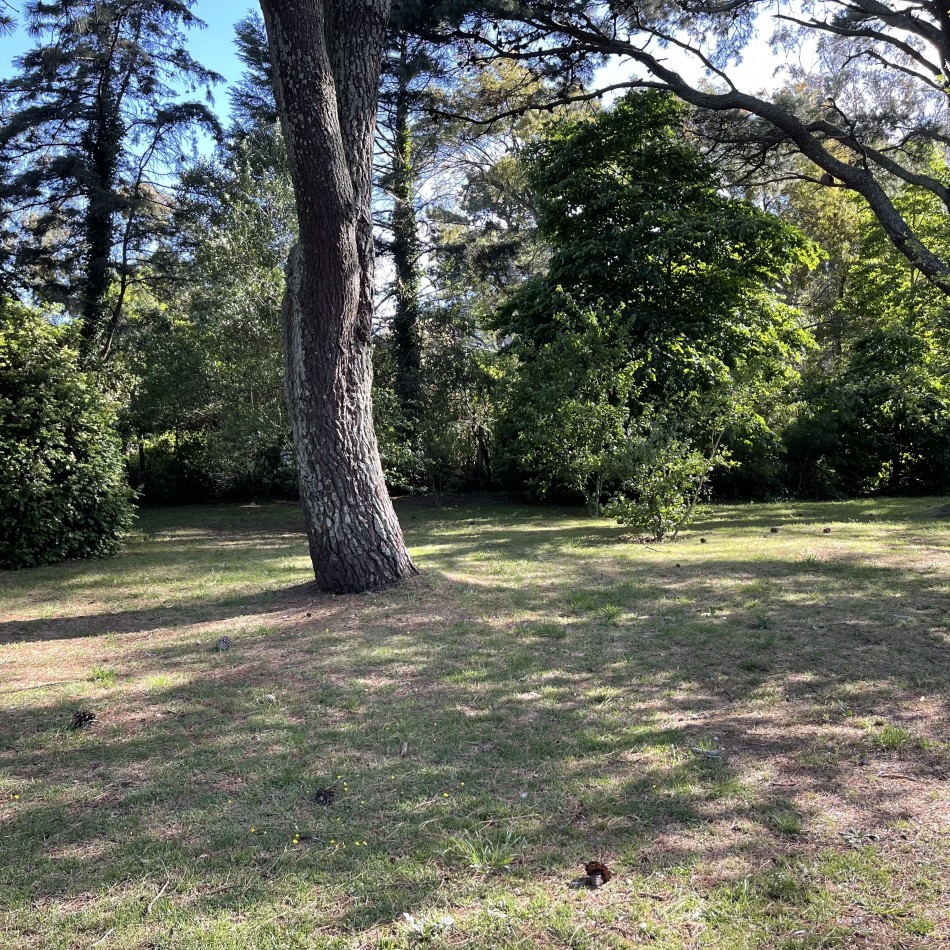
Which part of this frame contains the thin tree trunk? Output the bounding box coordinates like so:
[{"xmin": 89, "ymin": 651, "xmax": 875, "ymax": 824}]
[
  {"xmin": 591, "ymin": 470, "xmax": 603, "ymax": 517},
  {"xmin": 261, "ymin": 0, "xmax": 417, "ymax": 593},
  {"xmin": 79, "ymin": 47, "xmax": 123, "ymax": 365},
  {"xmin": 670, "ymin": 429, "xmax": 725, "ymax": 542},
  {"xmin": 80, "ymin": 143, "xmax": 119, "ymax": 363},
  {"xmin": 389, "ymin": 31, "xmax": 423, "ymax": 424}
]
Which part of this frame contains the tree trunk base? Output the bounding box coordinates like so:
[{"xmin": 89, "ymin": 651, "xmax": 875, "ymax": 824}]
[{"xmin": 283, "ymin": 246, "xmax": 417, "ymax": 594}]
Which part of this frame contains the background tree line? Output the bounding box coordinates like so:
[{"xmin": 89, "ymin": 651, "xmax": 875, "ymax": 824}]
[{"xmin": 2, "ymin": 0, "xmax": 949, "ymax": 569}]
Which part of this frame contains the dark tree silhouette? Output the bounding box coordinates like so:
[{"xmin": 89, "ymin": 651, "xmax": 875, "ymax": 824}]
[{"xmin": 0, "ymin": 0, "xmax": 220, "ymax": 363}]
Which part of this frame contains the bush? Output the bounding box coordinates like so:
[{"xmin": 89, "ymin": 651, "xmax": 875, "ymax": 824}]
[
  {"xmin": 128, "ymin": 431, "xmax": 298, "ymax": 506},
  {"xmin": 0, "ymin": 302, "xmax": 134, "ymax": 568},
  {"xmin": 784, "ymin": 323, "xmax": 950, "ymax": 497},
  {"xmin": 605, "ymin": 424, "xmax": 728, "ymax": 540}
]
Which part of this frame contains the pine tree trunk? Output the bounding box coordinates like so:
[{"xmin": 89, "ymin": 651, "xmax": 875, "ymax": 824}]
[
  {"xmin": 260, "ymin": 0, "xmax": 417, "ymax": 593},
  {"xmin": 80, "ymin": 104, "xmax": 122, "ymax": 364},
  {"xmin": 389, "ymin": 32, "xmax": 423, "ymax": 424}
]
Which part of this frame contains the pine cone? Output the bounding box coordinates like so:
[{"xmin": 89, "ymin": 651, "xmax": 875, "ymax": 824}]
[
  {"xmin": 70, "ymin": 709, "xmax": 96, "ymax": 730},
  {"xmin": 584, "ymin": 860, "xmax": 612, "ymax": 887},
  {"xmin": 314, "ymin": 788, "xmax": 336, "ymax": 807}
]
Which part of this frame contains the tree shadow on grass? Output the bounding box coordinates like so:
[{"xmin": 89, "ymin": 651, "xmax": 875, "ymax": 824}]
[
  {"xmin": 0, "ymin": 582, "xmax": 328, "ymax": 646},
  {"xmin": 2, "ymin": 648, "xmax": 941, "ymax": 944}
]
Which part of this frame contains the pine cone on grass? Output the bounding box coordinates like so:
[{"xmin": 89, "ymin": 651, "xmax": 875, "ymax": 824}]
[{"xmin": 69, "ymin": 709, "xmax": 96, "ymax": 730}]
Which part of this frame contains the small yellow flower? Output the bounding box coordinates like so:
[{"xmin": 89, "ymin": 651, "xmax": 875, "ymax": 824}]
[
  {"xmin": 250, "ymin": 827, "xmax": 256, "ymax": 833},
  {"xmin": 442, "ymin": 793, "xmax": 449, "ymax": 798}
]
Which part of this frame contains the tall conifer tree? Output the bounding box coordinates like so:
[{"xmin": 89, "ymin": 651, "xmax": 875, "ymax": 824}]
[{"xmin": 0, "ymin": 0, "xmax": 220, "ymax": 363}]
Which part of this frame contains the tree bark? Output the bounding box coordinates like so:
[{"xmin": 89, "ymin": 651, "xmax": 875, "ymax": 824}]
[
  {"xmin": 79, "ymin": 94, "xmax": 122, "ymax": 365},
  {"xmin": 260, "ymin": 0, "xmax": 417, "ymax": 593},
  {"xmin": 388, "ymin": 31, "xmax": 423, "ymax": 425}
]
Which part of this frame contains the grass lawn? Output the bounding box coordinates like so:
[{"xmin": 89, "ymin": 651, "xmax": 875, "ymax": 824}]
[{"xmin": 1, "ymin": 496, "xmax": 949, "ymax": 949}]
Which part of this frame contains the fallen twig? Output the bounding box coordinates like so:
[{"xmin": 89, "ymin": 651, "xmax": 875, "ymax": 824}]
[
  {"xmin": 0, "ymin": 680, "xmax": 78, "ymax": 693},
  {"xmin": 144, "ymin": 878, "xmax": 171, "ymax": 917}
]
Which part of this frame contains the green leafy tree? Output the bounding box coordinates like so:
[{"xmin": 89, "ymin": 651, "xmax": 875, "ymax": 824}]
[
  {"xmin": 115, "ymin": 14, "xmax": 297, "ymax": 503},
  {"xmin": 127, "ymin": 122, "xmax": 297, "ymax": 500},
  {"xmin": 788, "ymin": 324, "xmax": 950, "ymax": 496},
  {"xmin": 174, "ymin": 139, "xmax": 296, "ymax": 497},
  {"xmin": 384, "ymin": 61, "xmax": 571, "ymax": 495},
  {"xmin": 0, "ymin": 301, "xmax": 134, "ymax": 567},
  {"xmin": 496, "ymin": 300, "xmax": 637, "ymax": 512},
  {"xmin": 785, "ymin": 180, "xmax": 950, "ymax": 496},
  {"xmin": 421, "ymin": 0, "xmax": 950, "ymax": 295},
  {"xmin": 499, "ymin": 92, "xmax": 815, "ymax": 517}
]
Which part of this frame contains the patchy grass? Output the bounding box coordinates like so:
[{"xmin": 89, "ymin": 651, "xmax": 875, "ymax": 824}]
[
  {"xmin": 89, "ymin": 666, "xmax": 118, "ymax": 688},
  {"xmin": 1, "ymin": 496, "xmax": 949, "ymax": 948},
  {"xmin": 874, "ymin": 723, "xmax": 914, "ymax": 753}
]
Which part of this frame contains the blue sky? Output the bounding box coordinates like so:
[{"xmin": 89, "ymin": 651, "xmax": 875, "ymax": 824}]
[
  {"xmin": 0, "ymin": 0, "xmax": 256, "ymax": 118},
  {"xmin": 185, "ymin": 0, "xmax": 257, "ymax": 91}
]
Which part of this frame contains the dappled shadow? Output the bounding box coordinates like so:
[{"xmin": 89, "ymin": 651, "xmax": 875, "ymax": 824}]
[
  {"xmin": 0, "ymin": 583, "xmax": 325, "ymax": 645},
  {"xmin": 1, "ymin": 498, "xmax": 948, "ymax": 946}
]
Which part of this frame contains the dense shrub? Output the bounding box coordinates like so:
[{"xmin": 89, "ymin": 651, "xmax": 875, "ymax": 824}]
[
  {"xmin": 130, "ymin": 433, "xmax": 297, "ymax": 506},
  {"xmin": 784, "ymin": 322, "xmax": 950, "ymax": 497},
  {"xmin": 0, "ymin": 302, "xmax": 134, "ymax": 568},
  {"xmin": 605, "ymin": 423, "xmax": 728, "ymax": 540}
]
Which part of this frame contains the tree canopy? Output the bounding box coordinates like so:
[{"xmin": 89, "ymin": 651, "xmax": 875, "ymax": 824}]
[
  {"xmin": 497, "ymin": 92, "xmax": 815, "ymax": 513},
  {"xmin": 417, "ymin": 0, "xmax": 950, "ymax": 297}
]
